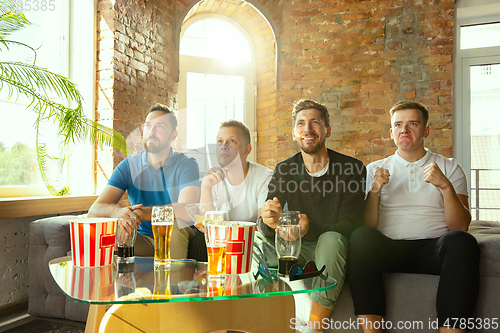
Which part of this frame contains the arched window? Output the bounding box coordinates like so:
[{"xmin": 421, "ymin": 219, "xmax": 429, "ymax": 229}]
[{"xmin": 178, "ymin": 15, "xmax": 256, "ymax": 174}]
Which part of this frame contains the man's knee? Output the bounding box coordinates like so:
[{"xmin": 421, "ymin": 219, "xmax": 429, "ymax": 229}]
[
  {"xmin": 350, "ymin": 226, "xmax": 380, "ymax": 245},
  {"xmin": 440, "ymin": 230, "xmax": 480, "ymax": 259},
  {"xmin": 317, "ymin": 231, "xmax": 347, "ymax": 253}
]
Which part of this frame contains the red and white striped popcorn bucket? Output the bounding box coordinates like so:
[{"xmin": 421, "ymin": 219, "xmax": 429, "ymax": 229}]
[
  {"xmin": 69, "ymin": 218, "xmax": 117, "ymax": 267},
  {"xmin": 226, "ymin": 222, "xmax": 256, "ymax": 275},
  {"xmin": 71, "ymin": 264, "xmax": 115, "ymax": 301}
]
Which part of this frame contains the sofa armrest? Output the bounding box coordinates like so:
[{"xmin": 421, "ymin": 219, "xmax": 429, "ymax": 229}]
[{"xmin": 29, "ymin": 215, "xmax": 89, "ymax": 322}]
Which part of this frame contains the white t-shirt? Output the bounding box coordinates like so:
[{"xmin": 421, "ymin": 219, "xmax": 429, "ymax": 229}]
[
  {"xmin": 366, "ymin": 149, "xmax": 468, "ymax": 240},
  {"xmin": 212, "ymin": 161, "xmax": 273, "ymax": 222}
]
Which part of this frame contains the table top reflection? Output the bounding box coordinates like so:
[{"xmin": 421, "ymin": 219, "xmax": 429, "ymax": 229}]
[{"xmin": 49, "ymin": 256, "xmax": 336, "ymax": 305}]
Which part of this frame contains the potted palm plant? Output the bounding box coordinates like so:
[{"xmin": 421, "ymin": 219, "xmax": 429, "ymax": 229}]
[{"xmin": 0, "ymin": 1, "xmax": 126, "ymax": 196}]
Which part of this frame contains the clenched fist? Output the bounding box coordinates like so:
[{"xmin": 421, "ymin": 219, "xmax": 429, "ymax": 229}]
[
  {"xmin": 368, "ymin": 167, "xmax": 390, "ymax": 194},
  {"xmin": 424, "ymin": 162, "xmax": 451, "ymax": 190}
]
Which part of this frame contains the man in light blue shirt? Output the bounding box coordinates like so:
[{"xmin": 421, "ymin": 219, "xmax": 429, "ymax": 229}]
[{"xmin": 88, "ymin": 103, "xmax": 200, "ymax": 258}]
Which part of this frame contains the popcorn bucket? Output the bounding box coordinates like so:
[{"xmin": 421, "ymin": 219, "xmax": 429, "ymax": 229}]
[
  {"xmin": 226, "ymin": 222, "xmax": 256, "ymax": 274},
  {"xmin": 69, "ymin": 218, "xmax": 117, "ymax": 267},
  {"xmin": 71, "ymin": 264, "xmax": 115, "ymax": 301},
  {"xmin": 225, "ymin": 274, "xmax": 255, "ymax": 296}
]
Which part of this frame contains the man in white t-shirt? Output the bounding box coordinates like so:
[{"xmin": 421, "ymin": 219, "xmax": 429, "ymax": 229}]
[
  {"xmin": 198, "ymin": 120, "xmax": 272, "ymax": 224},
  {"xmin": 349, "ymin": 101, "xmax": 480, "ymax": 333}
]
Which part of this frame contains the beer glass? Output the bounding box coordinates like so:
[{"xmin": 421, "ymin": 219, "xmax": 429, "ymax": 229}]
[
  {"xmin": 152, "ymin": 205, "xmax": 174, "ymax": 266},
  {"xmin": 276, "ymin": 211, "xmax": 301, "ymax": 276},
  {"xmin": 153, "ymin": 265, "xmax": 171, "ymax": 299},
  {"xmin": 205, "ymin": 223, "xmax": 230, "ymax": 278},
  {"xmin": 115, "ymin": 217, "xmax": 138, "ymax": 264},
  {"xmin": 207, "ymin": 276, "xmax": 226, "ymax": 297}
]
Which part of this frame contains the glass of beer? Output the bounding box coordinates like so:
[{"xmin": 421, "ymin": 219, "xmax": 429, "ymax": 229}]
[
  {"xmin": 153, "ymin": 265, "xmax": 171, "ymax": 299},
  {"xmin": 207, "ymin": 275, "xmax": 226, "ymax": 297},
  {"xmin": 204, "ymin": 223, "xmax": 230, "ymax": 278},
  {"xmin": 152, "ymin": 205, "xmax": 174, "ymax": 266},
  {"xmin": 276, "ymin": 211, "xmax": 301, "ymax": 276}
]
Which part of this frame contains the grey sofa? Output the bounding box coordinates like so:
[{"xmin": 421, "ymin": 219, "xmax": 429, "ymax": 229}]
[
  {"xmin": 29, "ymin": 215, "xmax": 89, "ymax": 322},
  {"xmin": 328, "ymin": 220, "xmax": 500, "ymax": 333}
]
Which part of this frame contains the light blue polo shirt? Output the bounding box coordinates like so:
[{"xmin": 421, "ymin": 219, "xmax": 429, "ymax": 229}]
[{"xmin": 108, "ymin": 148, "xmax": 200, "ymax": 236}]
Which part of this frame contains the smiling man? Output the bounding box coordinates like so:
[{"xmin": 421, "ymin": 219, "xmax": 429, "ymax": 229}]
[
  {"xmin": 88, "ymin": 103, "xmax": 200, "ymax": 258},
  {"xmin": 259, "ymin": 99, "xmax": 366, "ymax": 332},
  {"xmin": 349, "ymin": 101, "xmax": 480, "ymax": 333}
]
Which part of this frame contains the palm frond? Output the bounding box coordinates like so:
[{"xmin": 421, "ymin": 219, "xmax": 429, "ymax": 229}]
[
  {"xmin": 0, "ymin": 40, "xmax": 37, "ymax": 62},
  {"xmin": 0, "ymin": 4, "xmax": 29, "ymax": 42},
  {"xmin": 0, "ymin": 74, "xmax": 127, "ymax": 153},
  {"xmin": 0, "ymin": 61, "xmax": 81, "ymax": 104}
]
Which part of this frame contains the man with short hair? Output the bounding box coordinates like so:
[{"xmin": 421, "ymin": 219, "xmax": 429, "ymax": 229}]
[
  {"xmin": 88, "ymin": 103, "xmax": 200, "ymax": 258},
  {"xmin": 259, "ymin": 99, "xmax": 366, "ymax": 332},
  {"xmin": 199, "ymin": 120, "xmax": 272, "ymax": 223},
  {"xmin": 349, "ymin": 101, "xmax": 480, "ymax": 333}
]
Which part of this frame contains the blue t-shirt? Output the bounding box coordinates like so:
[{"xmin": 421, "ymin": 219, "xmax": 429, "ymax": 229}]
[{"xmin": 108, "ymin": 148, "xmax": 200, "ymax": 236}]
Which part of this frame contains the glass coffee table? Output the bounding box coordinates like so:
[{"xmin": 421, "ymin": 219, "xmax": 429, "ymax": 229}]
[{"xmin": 49, "ymin": 256, "xmax": 336, "ymax": 333}]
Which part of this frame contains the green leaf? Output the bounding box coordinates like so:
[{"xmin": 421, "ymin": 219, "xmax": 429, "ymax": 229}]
[{"xmin": 0, "ymin": 2, "xmax": 30, "ymax": 43}]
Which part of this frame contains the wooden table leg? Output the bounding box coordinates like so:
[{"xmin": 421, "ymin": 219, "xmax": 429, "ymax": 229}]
[
  {"xmin": 99, "ymin": 295, "xmax": 296, "ymax": 333},
  {"xmin": 85, "ymin": 304, "xmax": 106, "ymax": 333}
]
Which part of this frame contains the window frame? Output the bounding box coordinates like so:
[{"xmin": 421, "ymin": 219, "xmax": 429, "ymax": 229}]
[
  {"xmin": 177, "ymin": 14, "xmax": 257, "ymax": 170},
  {"xmin": 453, "ymin": 0, "xmax": 500, "ymax": 215},
  {"xmin": 0, "ymin": 0, "xmax": 97, "ymax": 198}
]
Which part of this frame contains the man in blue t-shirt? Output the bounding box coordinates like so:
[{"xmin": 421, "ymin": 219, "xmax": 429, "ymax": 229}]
[{"xmin": 88, "ymin": 103, "xmax": 200, "ymax": 258}]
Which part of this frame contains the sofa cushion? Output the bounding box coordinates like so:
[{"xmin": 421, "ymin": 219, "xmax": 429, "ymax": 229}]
[
  {"xmin": 468, "ymin": 220, "xmax": 500, "ymax": 277},
  {"xmin": 29, "ymin": 216, "xmax": 89, "ymax": 322}
]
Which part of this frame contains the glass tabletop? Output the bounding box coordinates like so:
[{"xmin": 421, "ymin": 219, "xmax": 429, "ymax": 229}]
[{"xmin": 49, "ymin": 256, "xmax": 336, "ymax": 305}]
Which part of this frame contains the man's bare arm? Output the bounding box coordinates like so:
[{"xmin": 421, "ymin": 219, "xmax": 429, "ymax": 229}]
[
  {"xmin": 171, "ymin": 185, "xmax": 200, "ymax": 222},
  {"xmin": 424, "ymin": 163, "xmax": 471, "ymax": 231},
  {"xmin": 364, "ymin": 191, "xmax": 380, "ymax": 228},
  {"xmin": 364, "ymin": 167, "xmax": 390, "ymax": 228},
  {"xmin": 88, "ymin": 185, "xmax": 141, "ymax": 220},
  {"xmin": 443, "ymin": 192, "xmax": 471, "ymax": 231}
]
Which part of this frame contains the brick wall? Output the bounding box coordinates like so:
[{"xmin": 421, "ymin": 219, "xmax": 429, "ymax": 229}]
[
  {"xmin": 96, "ymin": 0, "xmax": 454, "ymax": 173},
  {"xmin": 0, "ymin": 220, "xmax": 29, "ymax": 306},
  {"xmin": 96, "ymin": 0, "xmax": 178, "ymax": 186},
  {"xmin": 275, "ymin": 0, "xmax": 454, "ymax": 165}
]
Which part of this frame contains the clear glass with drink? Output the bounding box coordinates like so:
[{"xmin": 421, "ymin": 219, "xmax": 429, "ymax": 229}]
[
  {"xmin": 151, "ymin": 205, "xmax": 174, "ymax": 266},
  {"xmin": 115, "ymin": 261, "xmax": 136, "ymax": 300},
  {"xmin": 280, "ymin": 211, "xmax": 300, "ymax": 225},
  {"xmin": 204, "ymin": 222, "xmax": 230, "ymax": 278},
  {"xmin": 276, "ymin": 211, "xmax": 301, "ymax": 277},
  {"xmin": 115, "ymin": 217, "xmax": 138, "ymax": 264}
]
